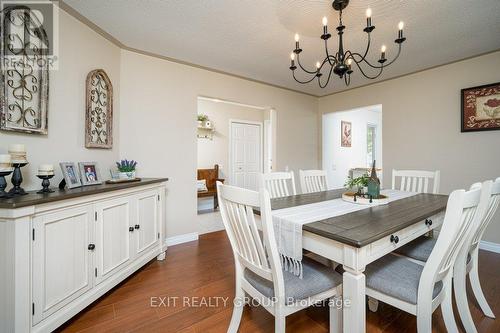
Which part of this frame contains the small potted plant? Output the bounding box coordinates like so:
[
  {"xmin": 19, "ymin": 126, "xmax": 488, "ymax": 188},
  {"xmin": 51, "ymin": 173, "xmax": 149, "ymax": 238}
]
[
  {"xmin": 197, "ymin": 114, "xmax": 209, "ymax": 127},
  {"xmin": 344, "ymin": 174, "xmax": 370, "ymax": 194},
  {"xmin": 116, "ymin": 159, "xmax": 137, "ymax": 179}
]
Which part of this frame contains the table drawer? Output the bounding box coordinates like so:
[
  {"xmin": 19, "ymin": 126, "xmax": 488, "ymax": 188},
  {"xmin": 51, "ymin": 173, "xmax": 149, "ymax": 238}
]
[{"xmin": 367, "ymin": 211, "xmax": 445, "ymax": 262}]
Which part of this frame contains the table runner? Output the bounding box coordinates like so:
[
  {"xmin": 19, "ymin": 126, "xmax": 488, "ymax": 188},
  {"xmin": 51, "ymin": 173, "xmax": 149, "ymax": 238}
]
[{"xmin": 272, "ymin": 189, "xmax": 418, "ymax": 277}]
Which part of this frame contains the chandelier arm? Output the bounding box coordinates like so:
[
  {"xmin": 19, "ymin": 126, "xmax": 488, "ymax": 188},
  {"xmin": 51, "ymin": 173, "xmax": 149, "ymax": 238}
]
[
  {"xmin": 348, "ymin": 43, "xmax": 402, "ymax": 69},
  {"xmin": 351, "ymin": 58, "xmax": 384, "ymax": 80},
  {"xmin": 296, "ymin": 53, "xmax": 319, "ymax": 75},
  {"xmin": 318, "ymin": 64, "xmax": 335, "ymax": 88},
  {"xmin": 292, "ymin": 71, "xmax": 318, "ymax": 84},
  {"xmin": 359, "ymin": 33, "xmax": 371, "ymax": 60}
]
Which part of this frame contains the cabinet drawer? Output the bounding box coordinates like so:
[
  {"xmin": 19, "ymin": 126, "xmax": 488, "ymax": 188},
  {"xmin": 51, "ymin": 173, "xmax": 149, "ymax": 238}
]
[{"xmin": 367, "ymin": 211, "xmax": 445, "ymax": 262}]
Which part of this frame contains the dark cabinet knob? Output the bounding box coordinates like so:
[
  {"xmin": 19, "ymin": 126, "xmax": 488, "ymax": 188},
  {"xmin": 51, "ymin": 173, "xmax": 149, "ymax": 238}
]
[
  {"xmin": 129, "ymin": 226, "xmax": 134, "ymax": 232},
  {"xmin": 390, "ymin": 235, "xmax": 399, "ymax": 244},
  {"xmin": 88, "ymin": 244, "xmax": 95, "ymax": 251},
  {"xmin": 135, "ymin": 224, "xmax": 140, "ymax": 230},
  {"xmin": 425, "ymin": 219, "xmax": 433, "ymax": 226}
]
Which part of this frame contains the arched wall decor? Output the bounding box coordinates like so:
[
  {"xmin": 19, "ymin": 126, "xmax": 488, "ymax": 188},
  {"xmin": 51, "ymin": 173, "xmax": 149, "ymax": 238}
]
[
  {"xmin": 85, "ymin": 69, "xmax": 113, "ymax": 149},
  {"xmin": 0, "ymin": 5, "xmax": 50, "ymax": 134}
]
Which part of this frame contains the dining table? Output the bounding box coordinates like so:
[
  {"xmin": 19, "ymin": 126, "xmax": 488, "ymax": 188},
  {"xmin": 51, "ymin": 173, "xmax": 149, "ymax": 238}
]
[{"xmin": 265, "ymin": 188, "xmax": 448, "ymax": 333}]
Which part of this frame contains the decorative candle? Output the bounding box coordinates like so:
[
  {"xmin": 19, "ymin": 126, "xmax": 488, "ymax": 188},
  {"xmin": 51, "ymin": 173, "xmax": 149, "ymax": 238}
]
[
  {"xmin": 294, "ymin": 33, "xmax": 300, "ymax": 50},
  {"xmin": 0, "ymin": 154, "xmax": 11, "ymax": 163},
  {"xmin": 398, "ymin": 21, "xmax": 404, "ymax": 39},
  {"xmin": 38, "ymin": 164, "xmax": 54, "ymax": 175},
  {"xmin": 366, "ymin": 8, "xmax": 372, "ymax": 27},
  {"xmin": 9, "ymin": 144, "xmax": 25, "ymax": 153},
  {"xmin": 381, "ymin": 45, "xmax": 386, "ymax": 60}
]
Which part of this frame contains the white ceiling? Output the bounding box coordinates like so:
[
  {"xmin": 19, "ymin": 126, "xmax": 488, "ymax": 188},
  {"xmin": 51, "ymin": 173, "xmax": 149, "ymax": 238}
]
[{"xmin": 64, "ymin": 0, "xmax": 500, "ymax": 97}]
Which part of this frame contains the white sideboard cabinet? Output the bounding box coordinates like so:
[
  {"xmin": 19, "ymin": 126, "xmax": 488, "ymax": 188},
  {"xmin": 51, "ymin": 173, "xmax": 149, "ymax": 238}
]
[{"xmin": 0, "ymin": 179, "xmax": 168, "ymax": 333}]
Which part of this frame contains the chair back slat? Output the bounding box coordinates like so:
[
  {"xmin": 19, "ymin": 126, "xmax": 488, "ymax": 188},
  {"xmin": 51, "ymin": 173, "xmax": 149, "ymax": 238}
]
[
  {"xmin": 217, "ymin": 182, "xmax": 285, "ymax": 301},
  {"xmin": 299, "ymin": 169, "xmax": 328, "ymax": 194},
  {"xmin": 471, "ymin": 178, "xmax": 500, "ymax": 247},
  {"xmin": 259, "ymin": 171, "xmax": 297, "ymax": 199},
  {"xmin": 392, "ymin": 169, "xmax": 440, "ymax": 194}
]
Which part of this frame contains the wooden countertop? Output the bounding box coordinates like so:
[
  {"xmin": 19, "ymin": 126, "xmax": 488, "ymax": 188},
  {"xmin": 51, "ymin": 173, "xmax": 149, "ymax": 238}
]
[{"xmin": 0, "ymin": 178, "xmax": 168, "ymax": 209}]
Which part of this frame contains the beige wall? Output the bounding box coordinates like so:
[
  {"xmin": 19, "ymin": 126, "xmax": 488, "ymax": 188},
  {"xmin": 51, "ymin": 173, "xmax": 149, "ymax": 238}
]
[
  {"xmin": 319, "ymin": 51, "xmax": 500, "ymax": 243},
  {"xmin": 0, "ymin": 11, "xmax": 121, "ymax": 189},
  {"xmin": 197, "ymin": 99, "xmax": 266, "ymax": 179},
  {"xmin": 119, "ymin": 50, "xmax": 318, "ymax": 238}
]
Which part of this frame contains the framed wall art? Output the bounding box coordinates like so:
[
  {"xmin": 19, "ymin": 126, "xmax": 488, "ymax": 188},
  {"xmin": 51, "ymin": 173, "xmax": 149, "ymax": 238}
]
[
  {"xmin": 0, "ymin": 5, "xmax": 49, "ymax": 134},
  {"xmin": 341, "ymin": 121, "xmax": 352, "ymax": 147},
  {"xmin": 461, "ymin": 82, "xmax": 500, "ymax": 132},
  {"xmin": 85, "ymin": 69, "xmax": 113, "ymax": 148},
  {"xmin": 78, "ymin": 162, "xmax": 102, "ymax": 186}
]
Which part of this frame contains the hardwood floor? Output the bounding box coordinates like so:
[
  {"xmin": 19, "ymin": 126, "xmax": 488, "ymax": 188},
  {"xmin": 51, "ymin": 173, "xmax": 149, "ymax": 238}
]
[{"xmin": 59, "ymin": 231, "xmax": 500, "ymax": 333}]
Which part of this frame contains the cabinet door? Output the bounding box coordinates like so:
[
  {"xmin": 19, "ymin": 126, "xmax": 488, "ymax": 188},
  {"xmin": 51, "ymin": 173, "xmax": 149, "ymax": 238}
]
[
  {"xmin": 32, "ymin": 205, "xmax": 94, "ymax": 324},
  {"xmin": 95, "ymin": 197, "xmax": 133, "ymax": 285},
  {"xmin": 135, "ymin": 190, "xmax": 160, "ymax": 256}
]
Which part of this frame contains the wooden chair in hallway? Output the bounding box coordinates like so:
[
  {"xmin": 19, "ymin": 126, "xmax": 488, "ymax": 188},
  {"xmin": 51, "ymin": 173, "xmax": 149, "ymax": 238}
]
[
  {"xmin": 258, "ymin": 171, "xmax": 297, "ymax": 199},
  {"xmin": 197, "ymin": 164, "xmax": 224, "ymax": 209},
  {"xmin": 217, "ymin": 182, "xmax": 343, "ymax": 333},
  {"xmin": 299, "ymin": 169, "xmax": 329, "ymax": 194},
  {"xmin": 364, "ymin": 181, "xmax": 492, "ymax": 332},
  {"xmin": 392, "ymin": 169, "xmax": 441, "ymax": 194}
]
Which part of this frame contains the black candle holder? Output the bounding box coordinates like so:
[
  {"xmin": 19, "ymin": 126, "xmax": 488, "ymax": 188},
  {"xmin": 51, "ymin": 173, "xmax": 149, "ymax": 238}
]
[
  {"xmin": 37, "ymin": 174, "xmax": 55, "ymax": 194},
  {"xmin": 8, "ymin": 162, "xmax": 28, "ymax": 196},
  {"xmin": 0, "ymin": 168, "xmax": 14, "ymax": 198}
]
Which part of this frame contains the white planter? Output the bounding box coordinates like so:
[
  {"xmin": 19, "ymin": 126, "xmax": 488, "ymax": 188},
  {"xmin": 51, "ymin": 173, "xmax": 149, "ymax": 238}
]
[{"xmin": 118, "ymin": 171, "xmax": 136, "ymax": 179}]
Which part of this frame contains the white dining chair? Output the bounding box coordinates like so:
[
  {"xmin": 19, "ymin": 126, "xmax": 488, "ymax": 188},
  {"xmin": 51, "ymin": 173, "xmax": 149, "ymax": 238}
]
[
  {"xmin": 395, "ymin": 178, "xmax": 499, "ymax": 333},
  {"xmin": 392, "ymin": 169, "xmax": 441, "ymax": 194},
  {"xmin": 217, "ymin": 182, "xmax": 343, "ymax": 333},
  {"xmin": 299, "ymin": 169, "xmax": 329, "ymax": 194},
  {"xmin": 363, "ymin": 181, "xmax": 491, "ymax": 332},
  {"xmin": 258, "ymin": 171, "xmax": 297, "ymax": 199}
]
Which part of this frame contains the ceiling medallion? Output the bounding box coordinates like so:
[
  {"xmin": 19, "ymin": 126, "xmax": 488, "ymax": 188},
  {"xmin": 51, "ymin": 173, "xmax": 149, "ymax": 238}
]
[{"xmin": 289, "ymin": 0, "xmax": 406, "ymax": 88}]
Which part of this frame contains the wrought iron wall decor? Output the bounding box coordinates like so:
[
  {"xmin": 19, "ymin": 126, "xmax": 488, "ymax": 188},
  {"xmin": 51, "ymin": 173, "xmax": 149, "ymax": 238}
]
[
  {"xmin": 0, "ymin": 5, "xmax": 50, "ymax": 134},
  {"xmin": 85, "ymin": 69, "xmax": 113, "ymax": 149},
  {"xmin": 289, "ymin": 0, "xmax": 406, "ymax": 88}
]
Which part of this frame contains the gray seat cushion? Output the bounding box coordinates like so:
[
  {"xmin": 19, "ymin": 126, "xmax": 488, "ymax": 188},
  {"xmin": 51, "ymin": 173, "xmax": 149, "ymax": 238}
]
[
  {"xmin": 244, "ymin": 256, "xmax": 342, "ymax": 305},
  {"xmin": 394, "ymin": 236, "xmax": 436, "ymax": 262},
  {"xmin": 365, "ymin": 254, "xmax": 443, "ymax": 305}
]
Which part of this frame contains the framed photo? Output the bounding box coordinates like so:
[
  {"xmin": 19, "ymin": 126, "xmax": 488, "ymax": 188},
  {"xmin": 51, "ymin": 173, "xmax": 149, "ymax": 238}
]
[
  {"xmin": 60, "ymin": 162, "xmax": 82, "ymax": 189},
  {"xmin": 461, "ymin": 82, "xmax": 500, "ymax": 132},
  {"xmin": 341, "ymin": 121, "xmax": 352, "ymax": 147},
  {"xmin": 78, "ymin": 162, "xmax": 103, "ymax": 186}
]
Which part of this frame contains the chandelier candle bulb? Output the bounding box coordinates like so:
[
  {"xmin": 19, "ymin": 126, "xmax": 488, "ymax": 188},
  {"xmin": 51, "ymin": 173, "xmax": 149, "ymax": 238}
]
[
  {"xmin": 398, "ymin": 21, "xmax": 404, "ymax": 38},
  {"xmin": 381, "ymin": 45, "xmax": 386, "ymax": 59},
  {"xmin": 366, "ymin": 8, "xmax": 372, "ymax": 27}
]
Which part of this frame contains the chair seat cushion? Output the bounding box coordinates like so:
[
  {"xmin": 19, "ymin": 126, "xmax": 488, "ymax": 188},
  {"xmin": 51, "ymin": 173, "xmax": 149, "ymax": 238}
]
[
  {"xmin": 394, "ymin": 236, "xmax": 436, "ymax": 262},
  {"xmin": 244, "ymin": 256, "xmax": 342, "ymax": 305},
  {"xmin": 365, "ymin": 254, "xmax": 443, "ymax": 305}
]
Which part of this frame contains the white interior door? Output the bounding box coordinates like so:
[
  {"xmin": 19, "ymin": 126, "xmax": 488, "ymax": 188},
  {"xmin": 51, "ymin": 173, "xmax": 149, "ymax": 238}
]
[{"xmin": 231, "ymin": 121, "xmax": 262, "ymax": 190}]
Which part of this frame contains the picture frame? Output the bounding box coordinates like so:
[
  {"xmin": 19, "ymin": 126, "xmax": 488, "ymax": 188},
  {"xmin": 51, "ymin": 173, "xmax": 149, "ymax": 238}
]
[
  {"xmin": 341, "ymin": 121, "xmax": 352, "ymax": 147},
  {"xmin": 60, "ymin": 162, "xmax": 82, "ymax": 189},
  {"xmin": 78, "ymin": 162, "xmax": 103, "ymax": 186},
  {"xmin": 461, "ymin": 82, "xmax": 500, "ymax": 132}
]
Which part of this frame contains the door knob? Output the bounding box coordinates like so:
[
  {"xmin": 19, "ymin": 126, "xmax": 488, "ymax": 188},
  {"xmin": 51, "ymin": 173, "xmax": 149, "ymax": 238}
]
[
  {"xmin": 390, "ymin": 235, "xmax": 399, "ymax": 244},
  {"xmin": 88, "ymin": 244, "xmax": 95, "ymax": 251},
  {"xmin": 135, "ymin": 224, "xmax": 140, "ymax": 230},
  {"xmin": 425, "ymin": 219, "xmax": 433, "ymax": 226},
  {"xmin": 129, "ymin": 226, "xmax": 134, "ymax": 232}
]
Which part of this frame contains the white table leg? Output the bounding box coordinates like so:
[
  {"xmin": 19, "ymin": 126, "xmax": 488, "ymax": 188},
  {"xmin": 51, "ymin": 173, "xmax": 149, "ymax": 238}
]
[{"xmin": 342, "ymin": 269, "xmax": 366, "ymax": 333}]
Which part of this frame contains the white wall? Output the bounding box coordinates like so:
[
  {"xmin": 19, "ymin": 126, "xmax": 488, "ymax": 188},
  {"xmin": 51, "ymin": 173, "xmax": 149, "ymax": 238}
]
[
  {"xmin": 119, "ymin": 50, "xmax": 318, "ymax": 238},
  {"xmin": 0, "ymin": 11, "xmax": 121, "ymax": 190},
  {"xmin": 322, "ymin": 106, "xmax": 382, "ymax": 188},
  {"xmin": 319, "ymin": 51, "xmax": 500, "ymax": 244}
]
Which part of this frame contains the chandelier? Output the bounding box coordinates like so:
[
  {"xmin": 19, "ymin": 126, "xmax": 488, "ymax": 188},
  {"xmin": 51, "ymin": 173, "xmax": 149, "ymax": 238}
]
[{"xmin": 289, "ymin": 0, "xmax": 406, "ymax": 88}]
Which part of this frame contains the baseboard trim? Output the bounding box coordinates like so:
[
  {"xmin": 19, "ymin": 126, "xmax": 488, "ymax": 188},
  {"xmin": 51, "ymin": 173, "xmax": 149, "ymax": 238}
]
[
  {"xmin": 479, "ymin": 240, "xmax": 500, "ymax": 254},
  {"xmin": 165, "ymin": 232, "xmax": 199, "ymax": 246}
]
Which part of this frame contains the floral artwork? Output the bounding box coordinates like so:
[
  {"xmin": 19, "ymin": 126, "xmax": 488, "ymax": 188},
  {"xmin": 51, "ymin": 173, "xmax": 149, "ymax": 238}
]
[
  {"xmin": 341, "ymin": 121, "xmax": 352, "ymax": 147},
  {"xmin": 461, "ymin": 82, "xmax": 500, "ymax": 132}
]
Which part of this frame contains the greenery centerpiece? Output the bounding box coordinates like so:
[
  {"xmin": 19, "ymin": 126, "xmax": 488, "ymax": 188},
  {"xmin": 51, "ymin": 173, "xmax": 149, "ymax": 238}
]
[{"xmin": 344, "ymin": 173, "xmax": 370, "ymax": 194}]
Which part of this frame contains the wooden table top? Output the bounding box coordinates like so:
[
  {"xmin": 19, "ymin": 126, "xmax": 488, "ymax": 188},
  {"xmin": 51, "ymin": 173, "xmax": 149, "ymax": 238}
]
[
  {"xmin": 0, "ymin": 178, "xmax": 168, "ymax": 209},
  {"xmin": 266, "ymin": 189, "xmax": 448, "ymax": 248}
]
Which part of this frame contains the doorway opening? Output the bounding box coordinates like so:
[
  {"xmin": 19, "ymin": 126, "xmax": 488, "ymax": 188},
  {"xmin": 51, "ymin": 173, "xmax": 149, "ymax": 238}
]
[
  {"xmin": 196, "ymin": 96, "xmax": 275, "ymax": 233},
  {"xmin": 322, "ymin": 105, "xmax": 382, "ymax": 189}
]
